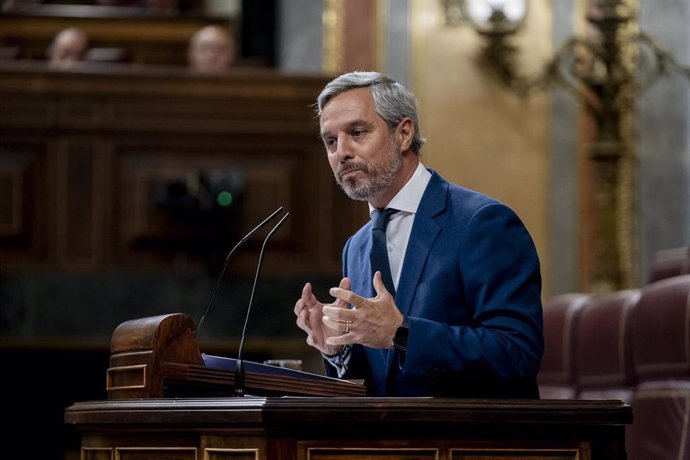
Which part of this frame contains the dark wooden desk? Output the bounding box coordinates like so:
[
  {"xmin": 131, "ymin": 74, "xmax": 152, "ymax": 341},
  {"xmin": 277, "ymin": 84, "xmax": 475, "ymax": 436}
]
[{"xmin": 65, "ymin": 397, "xmax": 632, "ymax": 460}]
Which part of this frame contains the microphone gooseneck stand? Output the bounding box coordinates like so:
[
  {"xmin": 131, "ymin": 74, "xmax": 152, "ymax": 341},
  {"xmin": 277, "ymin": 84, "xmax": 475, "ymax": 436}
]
[{"xmin": 234, "ymin": 211, "xmax": 290, "ymax": 397}]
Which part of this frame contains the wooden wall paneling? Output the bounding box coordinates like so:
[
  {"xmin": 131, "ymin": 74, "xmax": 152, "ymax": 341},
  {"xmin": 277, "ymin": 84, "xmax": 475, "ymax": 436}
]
[
  {"xmin": 105, "ymin": 96, "xmax": 316, "ymax": 135},
  {"xmin": 58, "ymin": 96, "xmax": 104, "ymax": 129},
  {"xmin": 0, "ymin": 94, "xmax": 55, "ymax": 128},
  {"xmin": 0, "ymin": 150, "xmax": 28, "ymax": 238},
  {"xmin": 101, "ymin": 137, "xmax": 116, "ymax": 266},
  {"xmin": 0, "ymin": 64, "xmax": 360, "ymax": 277},
  {"xmin": 114, "ymin": 143, "xmax": 301, "ymax": 268},
  {"xmin": 98, "ymin": 80, "xmax": 341, "ymax": 275},
  {"xmin": 55, "ymin": 136, "xmax": 106, "ymax": 268},
  {"xmin": 0, "ymin": 138, "xmax": 50, "ymax": 267},
  {"xmin": 112, "ymin": 141, "xmax": 332, "ymax": 275}
]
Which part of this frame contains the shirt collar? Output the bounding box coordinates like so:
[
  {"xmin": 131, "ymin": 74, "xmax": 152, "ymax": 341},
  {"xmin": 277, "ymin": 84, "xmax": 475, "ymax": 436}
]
[{"xmin": 369, "ymin": 162, "xmax": 431, "ymax": 216}]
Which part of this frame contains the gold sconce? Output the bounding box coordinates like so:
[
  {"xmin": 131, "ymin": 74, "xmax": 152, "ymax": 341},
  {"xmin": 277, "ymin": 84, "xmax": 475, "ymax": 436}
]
[
  {"xmin": 441, "ymin": 0, "xmax": 690, "ymax": 292},
  {"xmin": 442, "ymin": 0, "xmax": 526, "ymax": 32},
  {"xmin": 442, "ymin": 0, "xmax": 690, "ymax": 97}
]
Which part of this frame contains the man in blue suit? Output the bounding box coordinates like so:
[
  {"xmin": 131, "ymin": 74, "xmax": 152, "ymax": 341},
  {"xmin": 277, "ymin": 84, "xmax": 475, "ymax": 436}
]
[{"xmin": 294, "ymin": 71, "xmax": 543, "ymax": 398}]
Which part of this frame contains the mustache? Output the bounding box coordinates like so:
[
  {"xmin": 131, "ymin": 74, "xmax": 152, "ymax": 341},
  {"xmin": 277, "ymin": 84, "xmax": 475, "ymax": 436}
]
[{"xmin": 336, "ymin": 162, "xmax": 368, "ymax": 179}]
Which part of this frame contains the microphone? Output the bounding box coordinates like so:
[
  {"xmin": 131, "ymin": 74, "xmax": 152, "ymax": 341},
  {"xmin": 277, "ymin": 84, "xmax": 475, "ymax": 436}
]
[
  {"xmin": 194, "ymin": 206, "xmax": 284, "ymax": 336},
  {"xmin": 234, "ymin": 210, "xmax": 290, "ymax": 397}
]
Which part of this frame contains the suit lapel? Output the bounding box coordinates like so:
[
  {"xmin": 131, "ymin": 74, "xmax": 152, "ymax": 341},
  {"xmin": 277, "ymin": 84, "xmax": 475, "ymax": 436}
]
[
  {"xmin": 385, "ymin": 171, "xmax": 447, "ymax": 373},
  {"xmin": 394, "ymin": 171, "xmax": 447, "ymax": 317}
]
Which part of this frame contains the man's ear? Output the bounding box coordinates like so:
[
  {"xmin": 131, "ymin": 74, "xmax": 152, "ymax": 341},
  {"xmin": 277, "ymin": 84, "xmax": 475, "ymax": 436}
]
[{"xmin": 397, "ymin": 117, "xmax": 414, "ymax": 151}]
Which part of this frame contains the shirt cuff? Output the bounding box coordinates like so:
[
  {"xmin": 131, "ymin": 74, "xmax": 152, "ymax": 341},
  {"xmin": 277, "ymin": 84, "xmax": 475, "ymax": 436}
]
[{"xmin": 322, "ymin": 344, "xmax": 352, "ymax": 378}]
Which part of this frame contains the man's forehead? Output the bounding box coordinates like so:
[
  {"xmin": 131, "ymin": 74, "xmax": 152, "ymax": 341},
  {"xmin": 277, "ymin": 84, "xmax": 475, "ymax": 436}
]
[{"xmin": 320, "ymin": 89, "xmax": 379, "ymax": 126}]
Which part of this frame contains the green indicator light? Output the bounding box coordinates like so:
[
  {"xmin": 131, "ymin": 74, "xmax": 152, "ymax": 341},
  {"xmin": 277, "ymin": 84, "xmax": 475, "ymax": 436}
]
[{"xmin": 217, "ymin": 191, "xmax": 233, "ymax": 207}]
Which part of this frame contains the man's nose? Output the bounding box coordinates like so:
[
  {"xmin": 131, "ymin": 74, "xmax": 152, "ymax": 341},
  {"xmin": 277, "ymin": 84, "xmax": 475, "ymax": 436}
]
[{"xmin": 334, "ymin": 134, "xmax": 354, "ymax": 161}]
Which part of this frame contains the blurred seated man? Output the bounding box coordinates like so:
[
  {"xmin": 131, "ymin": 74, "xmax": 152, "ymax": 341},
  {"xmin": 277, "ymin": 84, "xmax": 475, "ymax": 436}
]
[
  {"xmin": 47, "ymin": 27, "xmax": 89, "ymax": 69},
  {"xmin": 187, "ymin": 25, "xmax": 235, "ymax": 73}
]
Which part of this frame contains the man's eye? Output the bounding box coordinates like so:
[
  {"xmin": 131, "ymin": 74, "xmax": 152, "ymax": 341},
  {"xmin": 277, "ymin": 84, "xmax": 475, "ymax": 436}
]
[{"xmin": 353, "ymin": 130, "xmax": 365, "ymax": 137}]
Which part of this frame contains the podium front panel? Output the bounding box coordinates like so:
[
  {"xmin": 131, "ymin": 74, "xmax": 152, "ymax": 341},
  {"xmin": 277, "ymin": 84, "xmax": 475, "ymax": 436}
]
[{"xmin": 65, "ymin": 397, "xmax": 631, "ymax": 460}]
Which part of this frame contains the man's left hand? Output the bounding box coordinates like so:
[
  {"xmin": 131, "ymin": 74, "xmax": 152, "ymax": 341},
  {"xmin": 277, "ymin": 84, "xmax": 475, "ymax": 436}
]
[{"xmin": 322, "ymin": 271, "xmax": 404, "ymax": 349}]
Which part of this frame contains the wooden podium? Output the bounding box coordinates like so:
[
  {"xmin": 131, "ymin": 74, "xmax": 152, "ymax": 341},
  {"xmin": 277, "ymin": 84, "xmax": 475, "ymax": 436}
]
[
  {"xmin": 106, "ymin": 313, "xmax": 366, "ymax": 398},
  {"xmin": 63, "ymin": 314, "xmax": 632, "ymax": 459},
  {"xmin": 65, "ymin": 397, "xmax": 632, "ymax": 460}
]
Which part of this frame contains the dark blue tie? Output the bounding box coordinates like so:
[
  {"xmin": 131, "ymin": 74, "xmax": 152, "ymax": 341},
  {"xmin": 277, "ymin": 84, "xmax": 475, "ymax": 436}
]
[{"xmin": 370, "ymin": 208, "xmax": 398, "ymax": 296}]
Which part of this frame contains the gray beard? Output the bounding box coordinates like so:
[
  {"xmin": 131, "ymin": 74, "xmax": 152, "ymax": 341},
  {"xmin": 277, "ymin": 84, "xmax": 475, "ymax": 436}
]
[{"xmin": 336, "ymin": 143, "xmax": 403, "ymax": 202}]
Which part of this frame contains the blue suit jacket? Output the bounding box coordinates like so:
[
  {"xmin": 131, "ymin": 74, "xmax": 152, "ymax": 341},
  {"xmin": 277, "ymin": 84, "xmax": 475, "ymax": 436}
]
[{"xmin": 327, "ymin": 170, "xmax": 544, "ymax": 398}]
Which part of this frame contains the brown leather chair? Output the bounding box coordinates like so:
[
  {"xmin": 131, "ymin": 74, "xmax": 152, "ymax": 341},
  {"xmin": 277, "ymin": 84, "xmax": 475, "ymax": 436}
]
[
  {"xmin": 648, "ymin": 246, "xmax": 690, "ymax": 283},
  {"xmin": 628, "ymin": 274, "xmax": 690, "ymax": 460},
  {"xmin": 575, "ymin": 289, "xmax": 639, "ymax": 404},
  {"xmin": 538, "ymin": 293, "xmax": 591, "ymax": 399}
]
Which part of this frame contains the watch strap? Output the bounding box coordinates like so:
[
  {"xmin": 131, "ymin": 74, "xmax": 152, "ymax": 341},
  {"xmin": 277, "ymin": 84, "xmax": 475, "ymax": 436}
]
[{"xmin": 392, "ymin": 316, "xmax": 410, "ymax": 352}]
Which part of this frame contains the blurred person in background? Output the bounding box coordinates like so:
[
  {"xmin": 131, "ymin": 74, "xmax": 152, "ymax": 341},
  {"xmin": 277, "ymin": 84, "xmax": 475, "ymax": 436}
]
[
  {"xmin": 188, "ymin": 25, "xmax": 234, "ymax": 73},
  {"xmin": 47, "ymin": 27, "xmax": 89, "ymax": 69}
]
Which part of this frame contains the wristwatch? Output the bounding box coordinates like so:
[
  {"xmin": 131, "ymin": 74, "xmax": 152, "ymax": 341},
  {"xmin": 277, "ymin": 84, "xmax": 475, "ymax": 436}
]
[{"xmin": 392, "ymin": 316, "xmax": 410, "ymax": 352}]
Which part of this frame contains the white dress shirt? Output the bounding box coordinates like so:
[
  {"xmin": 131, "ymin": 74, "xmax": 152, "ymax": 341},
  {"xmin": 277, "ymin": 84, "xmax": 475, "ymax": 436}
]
[{"xmin": 368, "ymin": 162, "xmax": 432, "ymax": 291}]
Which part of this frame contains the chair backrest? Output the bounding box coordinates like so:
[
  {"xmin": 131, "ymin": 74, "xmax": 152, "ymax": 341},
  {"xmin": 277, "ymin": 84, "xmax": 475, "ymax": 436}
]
[
  {"xmin": 538, "ymin": 293, "xmax": 591, "ymax": 399},
  {"xmin": 628, "ymin": 274, "xmax": 690, "ymax": 460},
  {"xmin": 576, "ymin": 289, "xmax": 639, "ymax": 404},
  {"xmin": 648, "ymin": 246, "xmax": 690, "ymax": 284}
]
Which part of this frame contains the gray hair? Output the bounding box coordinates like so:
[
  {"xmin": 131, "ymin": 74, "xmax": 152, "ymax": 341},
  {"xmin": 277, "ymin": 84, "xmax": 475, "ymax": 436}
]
[{"xmin": 316, "ymin": 71, "xmax": 426, "ymax": 155}]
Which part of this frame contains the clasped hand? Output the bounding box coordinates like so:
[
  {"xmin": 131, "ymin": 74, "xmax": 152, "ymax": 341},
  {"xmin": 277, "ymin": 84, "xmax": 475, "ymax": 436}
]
[{"xmin": 294, "ymin": 271, "xmax": 404, "ymax": 355}]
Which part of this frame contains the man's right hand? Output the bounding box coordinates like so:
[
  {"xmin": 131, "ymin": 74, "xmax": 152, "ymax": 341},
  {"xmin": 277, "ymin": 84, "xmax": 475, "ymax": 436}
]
[{"xmin": 294, "ymin": 278, "xmax": 351, "ymax": 356}]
